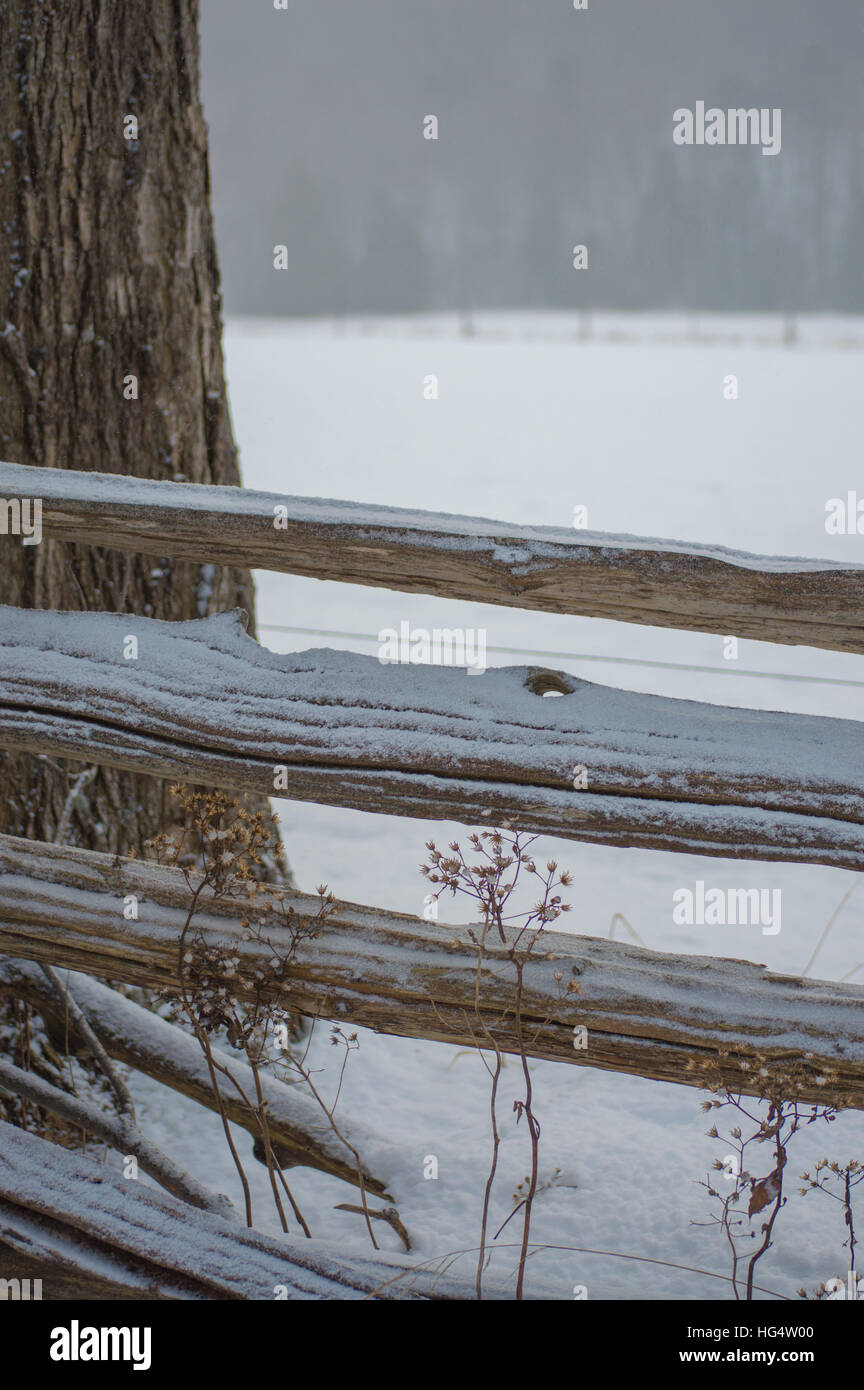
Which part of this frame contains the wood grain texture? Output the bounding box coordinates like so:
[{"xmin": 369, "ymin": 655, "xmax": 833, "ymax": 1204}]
[
  {"xmin": 1, "ymin": 605, "xmax": 863, "ymax": 869},
  {"xmin": 2, "ymin": 459, "xmax": 863, "ymax": 653},
  {"xmin": 2, "ymin": 835, "xmax": 864, "ymax": 1108}
]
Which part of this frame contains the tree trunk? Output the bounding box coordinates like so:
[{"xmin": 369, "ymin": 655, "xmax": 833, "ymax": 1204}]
[{"xmin": 0, "ymin": 0, "xmax": 255, "ymax": 853}]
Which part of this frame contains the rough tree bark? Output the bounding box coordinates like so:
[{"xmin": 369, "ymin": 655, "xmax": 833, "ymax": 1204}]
[
  {"xmin": 0, "ymin": 0, "xmax": 256, "ymax": 852},
  {"xmin": 0, "ymin": 2, "xmax": 303, "ymax": 1177}
]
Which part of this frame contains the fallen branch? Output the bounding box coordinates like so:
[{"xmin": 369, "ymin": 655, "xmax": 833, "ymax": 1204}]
[
  {"xmin": 334, "ymin": 1203, "xmax": 412, "ymax": 1251},
  {"xmin": 36, "ymin": 962, "xmax": 135, "ymax": 1120}
]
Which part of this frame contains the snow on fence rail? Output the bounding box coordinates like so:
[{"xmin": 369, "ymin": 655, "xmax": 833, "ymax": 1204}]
[
  {"xmin": 1, "ymin": 461, "xmax": 863, "ymax": 1136},
  {"xmin": 2, "ymin": 834, "xmax": 864, "ymax": 1108},
  {"xmin": 2, "ymin": 460, "xmax": 863, "ymax": 653},
  {"xmin": 1, "ymin": 605, "xmax": 863, "ymax": 869}
]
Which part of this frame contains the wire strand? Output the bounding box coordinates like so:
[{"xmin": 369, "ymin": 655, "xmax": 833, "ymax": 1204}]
[{"xmin": 258, "ymin": 624, "xmax": 864, "ymax": 690}]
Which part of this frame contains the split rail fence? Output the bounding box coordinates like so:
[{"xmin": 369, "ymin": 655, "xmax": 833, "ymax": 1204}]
[{"xmin": 1, "ymin": 457, "xmax": 863, "ymax": 1297}]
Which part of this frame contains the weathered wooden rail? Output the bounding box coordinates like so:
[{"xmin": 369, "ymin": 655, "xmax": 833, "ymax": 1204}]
[
  {"xmin": 2, "ymin": 460, "xmax": 864, "ymax": 1299},
  {"xmin": 1, "ymin": 605, "xmax": 863, "ymax": 868},
  {"xmin": 2, "ymin": 835, "xmax": 863, "ymax": 1107},
  {"xmin": 3, "ymin": 459, "xmax": 863, "ymax": 652},
  {"xmin": 0, "ymin": 1120, "xmax": 487, "ymax": 1300}
]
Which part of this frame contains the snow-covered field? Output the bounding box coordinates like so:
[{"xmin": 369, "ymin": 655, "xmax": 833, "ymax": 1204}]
[{"xmin": 134, "ymin": 313, "xmax": 864, "ymax": 1300}]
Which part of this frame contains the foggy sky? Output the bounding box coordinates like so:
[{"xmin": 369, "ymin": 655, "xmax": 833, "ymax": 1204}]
[{"xmin": 200, "ymin": 1, "xmax": 864, "ymax": 316}]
